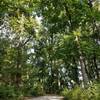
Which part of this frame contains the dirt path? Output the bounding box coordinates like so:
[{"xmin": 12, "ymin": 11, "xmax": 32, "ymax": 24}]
[{"xmin": 27, "ymin": 95, "xmax": 64, "ymax": 100}]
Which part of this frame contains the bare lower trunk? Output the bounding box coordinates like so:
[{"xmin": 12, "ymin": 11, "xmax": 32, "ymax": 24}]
[
  {"xmin": 16, "ymin": 47, "xmax": 22, "ymax": 87},
  {"xmin": 93, "ymin": 53, "xmax": 100, "ymax": 80},
  {"xmin": 76, "ymin": 36, "xmax": 88, "ymax": 87},
  {"xmin": 79, "ymin": 55, "xmax": 88, "ymax": 87}
]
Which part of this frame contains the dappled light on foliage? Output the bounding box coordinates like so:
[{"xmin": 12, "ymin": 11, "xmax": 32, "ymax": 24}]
[{"xmin": 0, "ymin": 0, "xmax": 100, "ymax": 100}]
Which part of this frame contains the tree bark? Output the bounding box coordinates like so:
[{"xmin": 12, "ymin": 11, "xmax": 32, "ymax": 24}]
[
  {"xmin": 93, "ymin": 52, "xmax": 100, "ymax": 80},
  {"xmin": 76, "ymin": 36, "xmax": 88, "ymax": 88},
  {"xmin": 16, "ymin": 46, "xmax": 22, "ymax": 87}
]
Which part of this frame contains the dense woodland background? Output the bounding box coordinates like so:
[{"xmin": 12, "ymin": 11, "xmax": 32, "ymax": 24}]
[{"xmin": 0, "ymin": 0, "xmax": 100, "ymax": 100}]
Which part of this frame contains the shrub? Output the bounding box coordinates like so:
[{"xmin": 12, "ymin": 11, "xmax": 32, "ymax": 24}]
[
  {"xmin": 61, "ymin": 83, "xmax": 100, "ymax": 100},
  {"xmin": 30, "ymin": 83, "xmax": 45, "ymax": 96},
  {"xmin": 0, "ymin": 85, "xmax": 22, "ymax": 100},
  {"xmin": 85, "ymin": 83, "xmax": 100, "ymax": 100},
  {"xmin": 23, "ymin": 82, "xmax": 45, "ymax": 97},
  {"xmin": 60, "ymin": 87, "xmax": 69, "ymax": 96}
]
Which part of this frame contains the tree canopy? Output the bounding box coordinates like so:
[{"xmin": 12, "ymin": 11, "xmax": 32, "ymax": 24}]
[{"xmin": 0, "ymin": 0, "xmax": 100, "ymax": 100}]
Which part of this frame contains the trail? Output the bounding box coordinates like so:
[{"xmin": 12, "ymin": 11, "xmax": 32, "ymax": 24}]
[{"xmin": 27, "ymin": 95, "xmax": 64, "ymax": 100}]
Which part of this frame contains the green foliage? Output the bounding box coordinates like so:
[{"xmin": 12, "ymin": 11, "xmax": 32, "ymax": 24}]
[
  {"xmin": 31, "ymin": 83, "xmax": 45, "ymax": 96},
  {"xmin": 23, "ymin": 82, "xmax": 45, "ymax": 96},
  {"xmin": 63, "ymin": 83, "xmax": 100, "ymax": 100},
  {"xmin": 0, "ymin": 0, "xmax": 100, "ymax": 99},
  {"xmin": 0, "ymin": 85, "xmax": 23, "ymax": 100},
  {"xmin": 60, "ymin": 87, "xmax": 69, "ymax": 96}
]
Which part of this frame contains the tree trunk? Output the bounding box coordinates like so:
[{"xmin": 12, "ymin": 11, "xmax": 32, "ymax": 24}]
[
  {"xmin": 76, "ymin": 36, "xmax": 88, "ymax": 88},
  {"xmin": 93, "ymin": 52, "xmax": 100, "ymax": 80},
  {"xmin": 16, "ymin": 46, "xmax": 22, "ymax": 87}
]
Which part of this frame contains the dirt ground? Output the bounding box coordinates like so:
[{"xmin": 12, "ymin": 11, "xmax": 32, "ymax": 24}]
[{"xmin": 26, "ymin": 95, "xmax": 64, "ymax": 100}]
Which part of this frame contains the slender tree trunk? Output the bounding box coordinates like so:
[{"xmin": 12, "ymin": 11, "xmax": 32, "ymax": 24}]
[
  {"xmin": 76, "ymin": 36, "xmax": 88, "ymax": 87},
  {"xmin": 93, "ymin": 52, "xmax": 100, "ymax": 80},
  {"xmin": 79, "ymin": 54, "xmax": 88, "ymax": 87},
  {"xmin": 16, "ymin": 46, "xmax": 22, "ymax": 87},
  {"xmin": 73, "ymin": 57, "xmax": 79, "ymax": 84}
]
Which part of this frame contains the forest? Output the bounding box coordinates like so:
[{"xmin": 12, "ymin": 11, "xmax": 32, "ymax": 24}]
[{"xmin": 0, "ymin": 0, "xmax": 100, "ymax": 100}]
